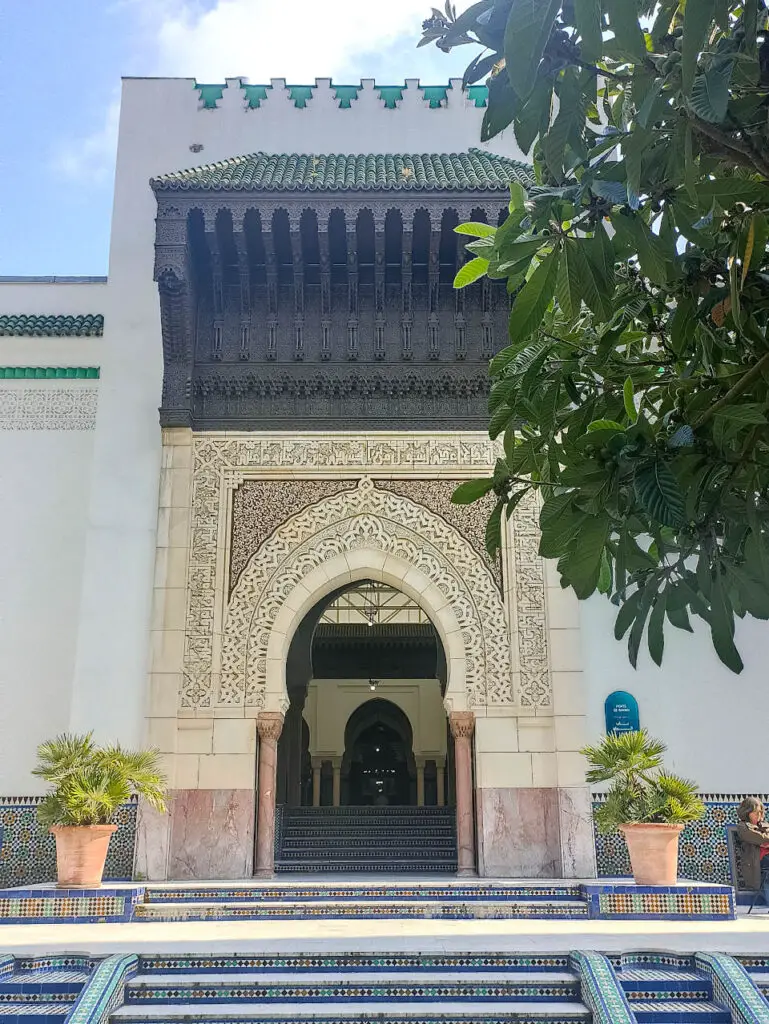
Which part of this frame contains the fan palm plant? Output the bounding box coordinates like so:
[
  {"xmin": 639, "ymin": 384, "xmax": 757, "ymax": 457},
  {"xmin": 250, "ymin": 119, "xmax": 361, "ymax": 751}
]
[
  {"xmin": 582, "ymin": 730, "xmax": 704, "ymax": 834},
  {"xmin": 33, "ymin": 732, "xmax": 167, "ymax": 827}
]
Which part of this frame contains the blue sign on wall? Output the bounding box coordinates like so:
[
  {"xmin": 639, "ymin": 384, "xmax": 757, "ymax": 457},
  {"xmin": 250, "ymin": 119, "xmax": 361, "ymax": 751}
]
[{"xmin": 605, "ymin": 691, "xmax": 640, "ymax": 735}]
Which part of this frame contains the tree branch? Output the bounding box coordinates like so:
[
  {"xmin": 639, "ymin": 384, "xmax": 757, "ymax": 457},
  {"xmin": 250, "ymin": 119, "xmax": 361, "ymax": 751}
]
[
  {"xmin": 693, "ymin": 351, "xmax": 769, "ymax": 428},
  {"xmin": 689, "ymin": 114, "xmax": 769, "ymax": 179}
]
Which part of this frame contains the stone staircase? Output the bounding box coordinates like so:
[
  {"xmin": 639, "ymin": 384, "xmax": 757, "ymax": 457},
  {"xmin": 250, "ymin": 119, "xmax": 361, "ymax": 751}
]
[
  {"xmin": 0, "ymin": 956, "xmax": 92, "ymax": 1022},
  {"xmin": 613, "ymin": 953, "xmax": 738, "ymax": 1022},
  {"xmin": 111, "ymin": 953, "xmax": 591, "ymax": 1024},
  {"xmin": 274, "ymin": 806, "xmax": 457, "ymax": 874},
  {"xmin": 134, "ymin": 881, "xmax": 589, "ymax": 922}
]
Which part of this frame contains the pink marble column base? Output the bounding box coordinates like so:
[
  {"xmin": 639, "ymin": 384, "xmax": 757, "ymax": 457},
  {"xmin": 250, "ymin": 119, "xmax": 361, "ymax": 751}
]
[
  {"xmin": 476, "ymin": 787, "xmax": 561, "ymax": 877},
  {"xmin": 167, "ymin": 789, "xmax": 255, "ymax": 879}
]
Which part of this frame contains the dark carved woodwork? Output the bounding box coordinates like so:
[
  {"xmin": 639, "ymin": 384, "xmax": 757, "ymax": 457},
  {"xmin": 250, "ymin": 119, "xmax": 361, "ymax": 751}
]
[{"xmin": 154, "ymin": 194, "xmax": 510, "ymax": 430}]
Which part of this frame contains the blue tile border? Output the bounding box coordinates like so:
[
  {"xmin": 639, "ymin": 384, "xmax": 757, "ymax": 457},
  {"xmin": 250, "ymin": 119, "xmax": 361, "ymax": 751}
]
[
  {"xmin": 570, "ymin": 951, "xmax": 635, "ymax": 1024},
  {"xmin": 64, "ymin": 955, "xmax": 137, "ymax": 1024},
  {"xmin": 0, "ymin": 956, "xmax": 14, "ymax": 979},
  {"xmin": 581, "ymin": 881, "xmax": 735, "ymax": 920},
  {"xmin": 695, "ymin": 953, "xmax": 769, "ymax": 1024},
  {"xmin": 0, "ymin": 886, "xmax": 145, "ymax": 924}
]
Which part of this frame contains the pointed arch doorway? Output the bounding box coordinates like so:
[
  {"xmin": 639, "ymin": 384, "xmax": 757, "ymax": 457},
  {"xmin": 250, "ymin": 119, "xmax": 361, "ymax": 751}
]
[{"xmin": 270, "ymin": 578, "xmax": 462, "ymax": 875}]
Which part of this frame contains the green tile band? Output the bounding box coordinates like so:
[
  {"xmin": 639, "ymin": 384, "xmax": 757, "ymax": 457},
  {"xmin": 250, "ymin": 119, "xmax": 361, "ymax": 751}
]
[
  {"xmin": 377, "ymin": 86, "xmax": 404, "ymax": 108},
  {"xmin": 0, "ymin": 315, "xmax": 103, "ymax": 337},
  {"xmin": 0, "ymin": 367, "xmax": 100, "ymax": 379},
  {"xmin": 467, "ymin": 85, "xmax": 489, "ymax": 107}
]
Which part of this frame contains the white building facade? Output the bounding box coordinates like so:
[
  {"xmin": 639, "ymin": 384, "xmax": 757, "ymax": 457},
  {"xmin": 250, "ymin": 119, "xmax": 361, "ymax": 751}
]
[{"xmin": 1, "ymin": 76, "xmax": 766, "ymax": 885}]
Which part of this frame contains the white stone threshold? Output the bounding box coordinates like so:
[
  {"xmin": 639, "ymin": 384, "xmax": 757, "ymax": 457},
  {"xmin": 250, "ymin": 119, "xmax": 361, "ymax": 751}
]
[{"xmin": 2, "ymin": 911, "xmax": 769, "ymax": 958}]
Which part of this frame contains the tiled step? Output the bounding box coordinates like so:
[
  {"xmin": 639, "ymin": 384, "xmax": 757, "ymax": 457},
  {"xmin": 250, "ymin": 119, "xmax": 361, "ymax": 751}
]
[
  {"xmin": 112, "ymin": 1002, "xmax": 591, "ymax": 1022},
  {"xmin": 142, "ymin": 885, "xmax": 581, "ymax": 904},
  {"xmin": 135, "ymin": 954, "xmax": 574, "ymax": 974},
  {"xmin": 630, "ymin": 1002, "xmax": 730, "ymax": 1022},
  {"xmin": 0, "ymin": 961, "xmax": 91, "ymax": 1022},
  {"xmin": 745, "ymin": 970, "xmax": 769, "ymax": 995},
  {"xmin": 618, "ymin": 967, "xmax": 712, "ymax": 999},
  {"xmin": 274, "ymin": 860, "xmax": 457, "ymax": 873},
  {"xmin": 124, "ymin": 970, "xmax": 580, "ymax": 1002},
  {"xmin": 133, "ymin": 899, "xmax": 588, "ymax": 922}
]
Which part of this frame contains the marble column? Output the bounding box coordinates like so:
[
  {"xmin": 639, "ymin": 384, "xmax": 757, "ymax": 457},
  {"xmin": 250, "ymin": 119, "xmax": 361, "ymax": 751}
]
[
  {"xmin": 332, "ymin": 759, "xmax": 342, "ymax": 807},
  {"xmin": 450, "ymin": 711, "xmax": 476, "ymax": 877},
  {"xmin": 437, "ymin": 762, "xmax": 446, "ymax": 808},
  {"xmin": 312, "ymin": 759, "xmax": 322, "ymax": 807},
  {"xmin": 254, "ymin": 712, "xmax": 284, "ymax": 878},
  {"xmin": 416, "ymin": 759, "xmax": 426, "ymax": 807}
]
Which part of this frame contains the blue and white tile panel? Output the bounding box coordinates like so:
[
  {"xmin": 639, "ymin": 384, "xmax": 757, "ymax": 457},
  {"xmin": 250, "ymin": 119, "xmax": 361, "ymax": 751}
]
[
  {"xmin": 570, "ymin": 951, "xmax": 635, "ymax": 1024},
  {"xmin": 695, "ymin": 953, "xmax": 769, "ymax": 1024},
  {"xmin": 65, "ymin": 956, "xmax": 138, "ymax": 1024}
]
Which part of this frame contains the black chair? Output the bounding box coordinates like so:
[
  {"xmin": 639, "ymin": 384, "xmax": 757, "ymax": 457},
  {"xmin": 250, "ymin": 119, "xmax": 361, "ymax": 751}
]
[{"xmin": 726, "ymin": 823, "xmax": 762, "ymax": 914}]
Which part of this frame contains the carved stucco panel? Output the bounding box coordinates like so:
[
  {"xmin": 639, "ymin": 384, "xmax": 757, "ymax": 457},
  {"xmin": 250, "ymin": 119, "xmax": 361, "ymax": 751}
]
[
  {"xmin": 180, "ymin": 434, "xmax": 552, "ymax": 711},
  {"xmin": 219, "ymin": 480, "xmax": 512, "ymax": 710}
]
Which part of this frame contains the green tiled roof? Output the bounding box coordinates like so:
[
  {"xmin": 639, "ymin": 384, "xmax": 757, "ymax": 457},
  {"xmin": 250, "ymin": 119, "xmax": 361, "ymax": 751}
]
[
  {"xmin": 151, "ymin": 149, "xmax": 533, "ymax": 193},
  {"xmin": 0, "ymin": 314, "xmax": 103, "ymax": 337}
]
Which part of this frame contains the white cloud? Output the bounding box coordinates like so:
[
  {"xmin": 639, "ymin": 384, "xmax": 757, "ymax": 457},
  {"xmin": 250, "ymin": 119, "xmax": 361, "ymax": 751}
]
[
  {"xmin": 54, "ymin": 97, "xmax": 121, "ymax": 186},
  {"xmin": 56, "ymin": 0, "xmax": 469, "ymax": 183},
  {"xmin": 129, "ymin": 0, "xmax": 437, "ymax": 82}
]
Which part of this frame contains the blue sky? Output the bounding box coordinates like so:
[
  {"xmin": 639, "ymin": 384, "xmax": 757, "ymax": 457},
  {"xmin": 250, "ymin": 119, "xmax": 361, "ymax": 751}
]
[{"xmin": 1, "ymin": 0, "xmax": 471, "ymax": 276}]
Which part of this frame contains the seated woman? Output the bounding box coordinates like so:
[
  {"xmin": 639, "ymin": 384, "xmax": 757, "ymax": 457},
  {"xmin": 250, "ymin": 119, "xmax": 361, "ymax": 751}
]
[{"xmin": 737, "ymin": 797, "xmax": 769, "ymax": 906}]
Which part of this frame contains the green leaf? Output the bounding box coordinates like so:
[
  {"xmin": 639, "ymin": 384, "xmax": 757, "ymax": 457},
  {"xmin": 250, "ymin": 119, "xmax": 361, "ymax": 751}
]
[
  {"xmin": 628, "ymin": 578, "xmax": 658, "ymax": 668},
  {"xmin": 562, "ymin": 513, "xmax": 611, "ymax": 599},
  {"xmin": 634, "ymin": 460, "xmax": 685, "ymax": 528},
  {"xmin": 615, "ymin": 588, "xmax": 643, "ymax": 640},
  {"xmin": 647, "ymin": 591, "xmax": 667, "ymax": 667},
  {"xmin": 539, "ymin": 493, "xmax": 588, "ymax": 559},
  {"xmin": 605, "ymin": 0, "xmax": 647, "ymax": 59},
  {"xmin": 508, "ymin": 248, "xmax": 560, "ymax": 344},
  {"xmin": 556, "ymin": 237, "xmax": 583, "ymax": 321},
  {"xmin": 509, "ymin": 181, "xmax": 527, "ymax": 212},
  {"xmin": 683, "ymin": 0, "xmax": 716, "ymax": 94},
  {"xmin": 454, "ymin": 257, "xmax": 489, "ymax": 288},
  {"xmin": 489, "ymin": 400, "xmax": 513, "ymax": 440},
  {"xmin": 455, "ymin": 222, "xmax": 497, "ymax": 237},
  {"xmin": 726, "ymin": 564, "xmax": 769, "ymax": 619},
  {"xmin": 481, "ymin": 72, "xmax": 519, "ymax": 141},
  {"xmin": 712, "ymin": 403, "xmax": 767, "ymax": 426},
  {"xmin": 597, "ymin": 549, "xmax": 612, "ymax": 594},
  {"xmin": 452, "ymin": 478, "xmax": 495, "ymax": 504},
  {"xmin": 574, "ymin": 0, "xmax": 601, "ymax": 59},
  {"xmin": 698, "ymin": 177, "xmax": 769, "ymax": 205},
  {"xmin": 691, "ymin": 56, "xmax": 734, "ymax": 124},
  {"xmin": 710, "ymin": 572, "xmax": 744, "ymax": 673},
  {"xmin": 504, "ymin": 0, "xmax": 562, "ymax": 100},
  {"xmin": 485, "ymin": 499, "xmax": 505, "ymax": 557},
  {"xmin": 623, "ymin": 378, "xmax": 637, "ymax": 423},
  {"xmin": 588, "ymin": 419, "xmax": 625, "ymax": 432}
]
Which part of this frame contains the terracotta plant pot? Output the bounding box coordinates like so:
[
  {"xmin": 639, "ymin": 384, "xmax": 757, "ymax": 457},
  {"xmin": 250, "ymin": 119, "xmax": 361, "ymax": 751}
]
[
  {"xmin": 619, "ymin": 822, "xmax": 684, "ymax": 885},
  {"xmin": 50, "ymin": 824, "xmax": 118, "ymax": 888}
]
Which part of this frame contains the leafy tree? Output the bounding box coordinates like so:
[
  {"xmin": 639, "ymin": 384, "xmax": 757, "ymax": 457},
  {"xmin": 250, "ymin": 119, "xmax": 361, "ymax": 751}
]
[{"xmin": 423, "ymin": 0, "xmax": 769, "ymax": 672}]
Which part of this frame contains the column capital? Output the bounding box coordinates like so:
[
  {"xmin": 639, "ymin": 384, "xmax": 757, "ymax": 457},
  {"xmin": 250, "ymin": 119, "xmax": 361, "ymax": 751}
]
[
  {"xmin": 256, "ymin": 711, "xmax": 284, "ymax": 742},
  {"xmin": 449, "ymin": 711, "xmax": 476, "ymax": 739}
]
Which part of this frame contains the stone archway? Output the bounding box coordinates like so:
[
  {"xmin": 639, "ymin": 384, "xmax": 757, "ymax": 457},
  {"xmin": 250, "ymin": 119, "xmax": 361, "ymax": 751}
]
[
  {"xmin": 224, "ymin": 478, "xmax": 511, "ymax": 878},
  {"xmin": 220, "ymin": 477, "xmax": 512, "ymax": 714}
]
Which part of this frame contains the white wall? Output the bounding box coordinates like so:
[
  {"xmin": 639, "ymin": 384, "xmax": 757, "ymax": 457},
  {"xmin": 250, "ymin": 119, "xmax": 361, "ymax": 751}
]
[
  {"xmin": 581, "ymin": 594, "xmax": 769, "ymax": 792},
  {"xmin": 0, "ymin": 424, "xmax": 95, "ymax": 793}
]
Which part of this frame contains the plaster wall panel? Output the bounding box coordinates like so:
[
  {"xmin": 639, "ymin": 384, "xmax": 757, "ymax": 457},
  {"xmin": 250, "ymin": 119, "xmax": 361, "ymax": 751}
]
[
  {"xmin": 581, "ymin": 594, "xmax": 769, "ymax": 791},
  {"xmin": 0, "ymin": 421, "xmax": 95, "ymax": 792}
]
